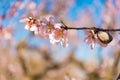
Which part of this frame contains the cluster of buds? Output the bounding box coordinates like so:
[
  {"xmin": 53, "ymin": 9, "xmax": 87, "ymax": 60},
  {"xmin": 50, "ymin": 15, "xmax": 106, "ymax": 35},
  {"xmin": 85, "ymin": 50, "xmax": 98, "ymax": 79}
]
[
  {"xmin": 20, "ymin": 15, "xmax": 113, "ymax": 49},
  {"xmin": 20, "ymin": 15, "xmax": 68, "ymax": 47}
]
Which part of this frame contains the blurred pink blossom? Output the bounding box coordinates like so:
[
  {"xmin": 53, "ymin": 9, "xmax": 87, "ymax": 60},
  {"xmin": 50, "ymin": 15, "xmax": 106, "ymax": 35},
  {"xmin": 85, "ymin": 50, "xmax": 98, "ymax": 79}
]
[
  {"xmin": 8, "ymin": 1, "xmax": 22, "ymax": 17},
  {"xmin": 0, "ymin": 26, "xmax": 13, "ymax": 40}
]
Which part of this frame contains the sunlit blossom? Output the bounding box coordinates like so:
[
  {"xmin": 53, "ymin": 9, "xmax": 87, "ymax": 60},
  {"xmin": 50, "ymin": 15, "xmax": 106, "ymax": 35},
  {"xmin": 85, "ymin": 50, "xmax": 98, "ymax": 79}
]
[
  {"xmin": 21, "ymin": 15, "xmax": 68, "ymax": 47},
  {"xmin": 49, "ymin": 23, "xmax": 68, "ymax": 47},
  {"xmin": 20, "ymin": 17, "xmax": 37, "ymax": 31}
]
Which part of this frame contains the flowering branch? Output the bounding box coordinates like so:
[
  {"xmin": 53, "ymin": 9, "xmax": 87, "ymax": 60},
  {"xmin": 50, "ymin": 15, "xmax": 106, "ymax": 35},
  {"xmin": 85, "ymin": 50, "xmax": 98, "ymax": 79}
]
[{"xmin": 20, "ymin": 15, "xmax": 120, "ymax": 49}]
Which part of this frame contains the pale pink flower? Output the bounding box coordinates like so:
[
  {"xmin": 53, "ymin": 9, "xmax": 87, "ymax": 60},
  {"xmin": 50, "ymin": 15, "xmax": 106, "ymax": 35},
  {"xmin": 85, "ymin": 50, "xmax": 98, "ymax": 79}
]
[
  {"xmin": 34, "ymin": 15, "xmax": 61, "ymax": 39},
  {"xmin": 34, "ymin": 19, "xmax": 49, "ymax": 39},
  {"xmin": 34, "ymin": 15, "xmax": 55, "ymax": 38},
  {"xmin": 84, "ymin": 30, "xmax": 96, "ymax": 49},
  {"xmin": 20, "ymin": 17, "xmax": 37, "ymax": 31},
  {"xmin": 34, "ymin": 26, "xmax": 49, "ymax": 39},
  {"xmin": 42, "ymin": 15, "xmax": 56, "ymax": 33},
  {"xmin": 49, "ymin": 23, "xmax": 68, "ymax": 47},
  {"xmin": 84, "ymin": 30, "xmax": 107, "ymax": 49},
  {"xmin": 21, "ymin": 15, "xmax": 68, "ymax": 47}
]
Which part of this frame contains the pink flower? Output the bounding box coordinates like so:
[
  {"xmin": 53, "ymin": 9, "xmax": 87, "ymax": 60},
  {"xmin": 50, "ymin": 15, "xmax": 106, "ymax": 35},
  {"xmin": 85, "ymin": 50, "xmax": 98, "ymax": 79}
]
[
  {"xmin": 49, "ymin": 23, "xmax": 68, "ymax": 47},
  {"xmin": 20, "ymin": 17, "xmax": 37, "ymax": 31},
  {"xmin": 34, "ymin": 15, "xmax": 56, "ymax": 39},
  {"xmin": 42, "ymin": 15, "xmax": 56, "ymax": 33},
  {"xmin": 21, "ymin": 15, "xmax": 69, "ymax": 47},
  {"xmin": 84, "ymin": 30, "xmax": 107, "ymax": 49}
]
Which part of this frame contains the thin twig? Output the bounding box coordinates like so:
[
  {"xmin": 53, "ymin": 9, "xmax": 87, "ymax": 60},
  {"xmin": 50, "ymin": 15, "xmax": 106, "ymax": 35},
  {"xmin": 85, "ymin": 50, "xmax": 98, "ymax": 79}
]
[{"xmin": 61, "ymin": 26, "xmax": 120, "ymax": 32}]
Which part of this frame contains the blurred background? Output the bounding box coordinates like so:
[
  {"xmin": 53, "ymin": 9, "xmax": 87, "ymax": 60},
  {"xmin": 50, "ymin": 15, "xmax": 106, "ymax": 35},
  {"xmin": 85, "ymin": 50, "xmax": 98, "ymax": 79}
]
[{"xmin": 0, "ymin": 0, "xmax": 120, "ymax": 80}]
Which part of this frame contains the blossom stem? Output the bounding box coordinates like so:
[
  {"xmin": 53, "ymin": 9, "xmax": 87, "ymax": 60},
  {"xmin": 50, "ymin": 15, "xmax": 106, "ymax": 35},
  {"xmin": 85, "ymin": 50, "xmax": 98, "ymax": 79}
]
[{"xmin": 61, "ymin": 26, "xmax": 120, "ymax": 32}]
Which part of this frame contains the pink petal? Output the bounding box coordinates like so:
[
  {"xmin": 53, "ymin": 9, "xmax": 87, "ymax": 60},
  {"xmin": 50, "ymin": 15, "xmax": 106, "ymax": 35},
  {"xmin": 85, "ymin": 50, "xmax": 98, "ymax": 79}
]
[
  {"xmin": 91, "ymin": 41, "xmax": 95, "ymax": 49},
  {"xmin": 54, "ymin": 23, "xmax": 62, "ymax": 29},
  {"xmin": 34, "ymin": 30, "xmax": 39, "ymax": 36},
  {"xmin": 49, "ymin": 33, "xmax": 60, "ymax": 44},
  {"xmin": 84, "ymin": 36, "xmax": 92, "ymax": 44},
  {"xmin": 45, "ymin": 15, "xmax": 54, "ymax": 22},
  {"xmin": 25, "ymin": 25, "xmax": 30, "ymax": 30},
  {"xmin": 61, "ymin": 38, "xmax": 68, "ymax": 47},
  {"xmin": 20, "ymin": 18, "xmax": 29, "ymax": 23},
  {"xmin": 29, "ymin": 25, "xmax": 37, "ymax": 31}
]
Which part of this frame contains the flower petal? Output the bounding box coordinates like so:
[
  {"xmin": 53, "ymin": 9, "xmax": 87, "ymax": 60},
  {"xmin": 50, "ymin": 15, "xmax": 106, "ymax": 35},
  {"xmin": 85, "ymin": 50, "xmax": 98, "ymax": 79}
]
[
  {"xmin": 25, "ymin": 25, "xmax": 30, "ymax": 30},
  {"xmin": 91, "ymin": 41, "xmax": 95, "ymax": 49},
  {"xmin": 20, "ymin": 18, "xmax": 29, "ymax": 23},
  {"xmin": 61, "ymin": 38, "xmax": 68, "ymax": 47},
  {"xmin": 30, "ymin": 25, "xmax": 37, "ymax": 31},
  {"xmin": 54, "ymin": 23, "xmax": 62, "ymax": 29}
]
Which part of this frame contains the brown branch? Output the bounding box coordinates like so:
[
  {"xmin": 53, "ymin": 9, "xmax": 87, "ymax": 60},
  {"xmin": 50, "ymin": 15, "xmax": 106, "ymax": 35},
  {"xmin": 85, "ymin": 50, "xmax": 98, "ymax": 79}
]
[{"xmin": 61, "ymin": 26, "xmax": 120, "ymax": 32}]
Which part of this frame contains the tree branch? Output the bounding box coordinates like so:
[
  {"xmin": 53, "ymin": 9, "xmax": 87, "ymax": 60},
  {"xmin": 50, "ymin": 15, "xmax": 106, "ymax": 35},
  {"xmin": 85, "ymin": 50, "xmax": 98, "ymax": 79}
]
[{"xmin": 61, "ymin": 26, "xmax": 120, "ymax": 32}]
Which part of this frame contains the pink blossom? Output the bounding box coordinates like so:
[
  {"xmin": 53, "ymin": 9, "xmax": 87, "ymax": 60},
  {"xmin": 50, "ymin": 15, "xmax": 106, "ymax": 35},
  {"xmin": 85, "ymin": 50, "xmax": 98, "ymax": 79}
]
[
  {"xmin": 84, "ymin": 30, "xmax": 107, "ymax": 49},
  {"xmin": 34, "ymin": 15, "xmax": 56, "ymax": 38},
  {"xmin": 0, "ymin": 27, "xmax": 13, "ymax": 40},
  {"xmin": 21, "ymin": 15, "xmax": 68, "ymax": 47},
  {"xmin": 8, "ymin": 1, "xmax": 22, "ymax": 17},
  {"xmin": 49, "ymin": 23, "xmax": 68, "ymax": 47},
  {"xmin": 20, "ymin": 17, "xmax": 37, "ymax": 31},
  {"xmin": 3, "ymin": 27, "xmax": 13, "ymax": 39},
  {"xmin": 34, "ymin": 15, "xmax": 62, "ymax": 39}
]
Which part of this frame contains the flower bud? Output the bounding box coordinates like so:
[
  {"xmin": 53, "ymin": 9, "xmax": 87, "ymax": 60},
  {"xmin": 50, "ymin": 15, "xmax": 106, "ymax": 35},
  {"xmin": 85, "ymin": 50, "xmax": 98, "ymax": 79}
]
[{"xmin": 97, "ymin": 31, "xmax": 113, "ymax": 44}]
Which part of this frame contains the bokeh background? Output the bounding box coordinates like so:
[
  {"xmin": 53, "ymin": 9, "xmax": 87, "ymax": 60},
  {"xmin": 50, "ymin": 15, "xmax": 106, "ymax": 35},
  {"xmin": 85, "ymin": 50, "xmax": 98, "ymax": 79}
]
[{"xmin": 0, "ymin": 0, "xmax": 120, "ymax": 80}]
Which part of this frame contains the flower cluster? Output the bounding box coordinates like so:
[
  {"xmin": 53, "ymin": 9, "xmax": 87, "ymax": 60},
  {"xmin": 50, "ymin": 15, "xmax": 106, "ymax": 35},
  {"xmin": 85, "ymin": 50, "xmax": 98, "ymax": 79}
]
[{"xmin": 20, "ymin": 15, "xmax": 68, "ymax": 47}]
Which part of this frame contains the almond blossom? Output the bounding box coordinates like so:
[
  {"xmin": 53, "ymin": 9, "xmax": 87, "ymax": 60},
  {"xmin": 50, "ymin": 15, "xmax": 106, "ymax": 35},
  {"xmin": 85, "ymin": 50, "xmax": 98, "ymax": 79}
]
[
  {"xmin": 49, "ymin": 23, "xmax": 68, "ymax": 47},
  {"xmin": 35, "ymin": 15, "xmax": 55, "ymax": 39},
  {"xmin": 20, "ymin": 17, "xmax": 37, "ymax": 31},
  {"xmin": 20, "ymin": 15, "xmax": 68, "ymax": 47},
  {"xmin": 84, "ymin": 30, "xmax": 108, "ymax": 49}
]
